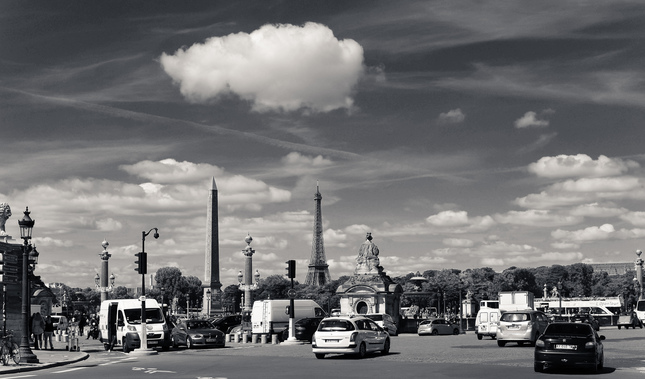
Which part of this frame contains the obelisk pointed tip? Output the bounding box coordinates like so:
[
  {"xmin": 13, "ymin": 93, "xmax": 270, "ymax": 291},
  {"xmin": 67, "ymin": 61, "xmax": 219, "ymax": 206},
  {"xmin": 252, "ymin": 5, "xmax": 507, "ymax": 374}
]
[{"xmin": 211, "ymin": 177, "xmax": 217, "ymax": 190}]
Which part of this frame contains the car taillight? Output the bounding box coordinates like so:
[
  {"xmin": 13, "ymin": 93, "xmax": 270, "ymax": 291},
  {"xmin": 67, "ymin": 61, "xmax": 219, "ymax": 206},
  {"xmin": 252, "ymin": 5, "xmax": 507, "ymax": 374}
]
[
  {"xmin": 350, "ymin": 332, "xmax": 358, "ymax": 342},
  {"xmin": 311, "ymin": 335, "xmax": 317, "ymax": 347},
  {"xmin": 585, "ymin": 342, "xmax": 595, "ymax": 349}
]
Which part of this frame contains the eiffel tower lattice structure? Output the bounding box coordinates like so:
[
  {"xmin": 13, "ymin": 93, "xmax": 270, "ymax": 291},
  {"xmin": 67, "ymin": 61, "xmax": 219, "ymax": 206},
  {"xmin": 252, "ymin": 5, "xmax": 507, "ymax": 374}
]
[{"xmin": 305, "ymin": 184, "xmax": 331, "ymax": 286}]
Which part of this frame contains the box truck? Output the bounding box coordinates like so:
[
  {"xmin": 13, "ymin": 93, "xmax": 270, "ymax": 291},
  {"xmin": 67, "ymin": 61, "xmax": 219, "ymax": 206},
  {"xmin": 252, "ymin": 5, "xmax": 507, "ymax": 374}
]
[
  {"xmin": 251, "ymin": 299, "xmax": 326, "ymax": 336},
  {"xmin": 98, "ymin": 298, "xmax": 170, "ymax": 352}
]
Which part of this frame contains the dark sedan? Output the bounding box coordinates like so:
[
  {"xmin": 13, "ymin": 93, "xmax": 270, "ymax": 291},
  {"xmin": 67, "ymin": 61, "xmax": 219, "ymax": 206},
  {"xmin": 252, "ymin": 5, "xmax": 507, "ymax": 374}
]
[
  {"xmin": 210, "ymin": 314, "xmax": 242, "ymax": 334},
  {"xmin": 534, "ymin": 322, "xmax": 605, "ymax": 373},
  {"xmin": 171, "ymin": 319, "xmax": 226, "ymax": 349},
  {"xmin": 281, "ymin": 317, "xmax": 324, "ymax": 342}
]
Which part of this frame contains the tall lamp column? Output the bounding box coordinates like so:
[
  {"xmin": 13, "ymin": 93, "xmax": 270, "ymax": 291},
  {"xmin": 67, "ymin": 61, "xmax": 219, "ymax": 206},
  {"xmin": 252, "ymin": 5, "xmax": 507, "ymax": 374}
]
[
  {"xmin": 135, "ymin": 228, "xmax": 158, "ymax": 355},
  {"xmin": 95, "ymin": 240, "xmax": 115, "ymax": 303},
  {"xmin": 636, "ymin": 250, "xmax": 644, "ymax": 301},
  {"xmin": 238, "ymin": 235, "xmax": 260, "ymax": 333},
  {"xmin": 18, "ymin": 207, "xmax": 38, "ymax": 363}
]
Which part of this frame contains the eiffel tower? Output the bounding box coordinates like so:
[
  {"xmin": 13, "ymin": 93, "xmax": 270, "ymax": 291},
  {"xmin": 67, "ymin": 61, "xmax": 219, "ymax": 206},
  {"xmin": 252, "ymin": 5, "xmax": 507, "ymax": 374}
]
[{"xmin": 305, "ymin": 183, "xmax": 331, "ymax": 286}]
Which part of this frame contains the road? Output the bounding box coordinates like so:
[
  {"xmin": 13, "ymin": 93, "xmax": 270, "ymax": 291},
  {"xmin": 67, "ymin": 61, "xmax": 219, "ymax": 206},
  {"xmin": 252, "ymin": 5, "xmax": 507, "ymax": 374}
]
[{"xmin": 7, "ymin": 326, "xmax": 645, "ymax": 379}]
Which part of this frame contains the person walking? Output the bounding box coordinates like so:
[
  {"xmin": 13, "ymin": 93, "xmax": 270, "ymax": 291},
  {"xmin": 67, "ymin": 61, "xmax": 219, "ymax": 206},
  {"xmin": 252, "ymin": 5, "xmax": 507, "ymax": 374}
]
[
  {"xmin": 43, "ymin": 315, "xmax": 55, "ymax": 350},
  {"xmin": 31, "ymin": 312, "xmax": 45, "ymax": 350}
]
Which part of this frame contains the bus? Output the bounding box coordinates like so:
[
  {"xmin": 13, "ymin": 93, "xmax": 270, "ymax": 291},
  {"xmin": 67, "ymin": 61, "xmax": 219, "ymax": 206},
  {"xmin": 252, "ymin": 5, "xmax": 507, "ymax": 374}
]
[
  {"xmin": 536, "ymin": 297, "xmax": 622, "ymax": 326},
  {"xmin": 636, "ymin": 299, "xmax": 645, "ymax": 324}
]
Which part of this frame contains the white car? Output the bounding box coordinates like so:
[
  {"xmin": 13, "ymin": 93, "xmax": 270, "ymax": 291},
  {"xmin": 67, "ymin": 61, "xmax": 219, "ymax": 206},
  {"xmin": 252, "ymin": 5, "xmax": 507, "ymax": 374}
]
[
  {"xmin": 364, "ymin": 313, "xmax": 398, "ymax": 336},
  {"xmin": 312, "ymin": 316, "xmax": 391, "ymax": 359}
]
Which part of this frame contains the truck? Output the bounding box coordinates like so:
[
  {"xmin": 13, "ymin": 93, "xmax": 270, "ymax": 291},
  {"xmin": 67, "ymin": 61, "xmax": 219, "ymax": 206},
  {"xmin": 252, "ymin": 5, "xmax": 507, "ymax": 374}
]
[
  {"xmin": 498, "ymin": 291, "xmax": 534, "ymax": 311},
  {"xmin": 251, "ymin": 299, "xmax": 326, "ymax": 336},
  {"xmin": 98, "ymin": 298, "xmax": 171, "ymax": 352}
]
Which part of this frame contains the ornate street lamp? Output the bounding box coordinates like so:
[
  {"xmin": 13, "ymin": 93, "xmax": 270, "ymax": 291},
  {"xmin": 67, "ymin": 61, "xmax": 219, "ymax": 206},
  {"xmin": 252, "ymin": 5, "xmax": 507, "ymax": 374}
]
[
  {"xmin": 95, "ymin": 240, "xmax": 115, "ymax": 302},
  {"xmin": 238, "ymin": 235, "xmax": 260, "ymax": 332},
  {"xmin": 18, "ymin": 207, "xmax": 38, "ymax": 363},
  {"xmin": 205, "ymin": 289, "xmax": 211, "ymax": 316}
]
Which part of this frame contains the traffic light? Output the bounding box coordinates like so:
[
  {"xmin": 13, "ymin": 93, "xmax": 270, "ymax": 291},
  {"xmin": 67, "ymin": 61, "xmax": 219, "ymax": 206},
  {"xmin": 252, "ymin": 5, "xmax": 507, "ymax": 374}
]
[
  {"xmin": 134, "ymin": 252, "xmax": 147, "ymax": 274},
  {"xmin": 286, "ymin": 259, "xmax": 296, "ymax": 279}
]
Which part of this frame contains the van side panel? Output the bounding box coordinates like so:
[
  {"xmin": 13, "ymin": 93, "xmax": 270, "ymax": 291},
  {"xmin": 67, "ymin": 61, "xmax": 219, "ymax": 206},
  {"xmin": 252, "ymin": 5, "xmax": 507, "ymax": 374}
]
[{"xmin": 251, "ymin": 300, "xmax": 324, "ymax": 334}]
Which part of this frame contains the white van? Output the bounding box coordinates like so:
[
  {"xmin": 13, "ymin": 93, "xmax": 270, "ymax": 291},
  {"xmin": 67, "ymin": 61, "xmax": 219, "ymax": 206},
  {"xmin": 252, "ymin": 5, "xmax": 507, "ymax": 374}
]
[
  {"xmin": 251, "ymin": 299, "xmax": 326, "ymax": 336},
  {"xmin": 98, "ymin": 298, "xmax": 170, "ymax": 352},
  {"xmin": 475, "ymin": 307, "xmax": 502, "ymax": 340}
]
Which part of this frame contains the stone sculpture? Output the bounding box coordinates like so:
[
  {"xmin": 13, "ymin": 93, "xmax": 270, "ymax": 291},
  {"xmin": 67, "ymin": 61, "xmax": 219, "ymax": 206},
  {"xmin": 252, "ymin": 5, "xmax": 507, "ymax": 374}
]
[{"xmin": 0, "ymin": 202, "xmax": 11, "ymax": 235}]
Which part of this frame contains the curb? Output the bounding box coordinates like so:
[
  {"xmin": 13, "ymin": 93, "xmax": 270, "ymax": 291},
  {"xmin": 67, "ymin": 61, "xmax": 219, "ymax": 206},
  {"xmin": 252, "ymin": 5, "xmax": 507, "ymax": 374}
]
[{"xmin": 0, "ymin": 352, "xmax": 89, "ymax": 374}]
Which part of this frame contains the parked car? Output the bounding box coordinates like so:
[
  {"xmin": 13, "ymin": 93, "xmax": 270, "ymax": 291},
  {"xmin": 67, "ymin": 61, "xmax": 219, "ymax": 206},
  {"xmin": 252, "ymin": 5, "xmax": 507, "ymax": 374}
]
[
  {"xmin": 417, "ymin": 319, "xmax": 460, "ymax": 336},
  {"xmin": 617, "ymin": 311, "xmax": 643, "ymax": 329},
  {"xmin": 364, "ymin": 313, "xmax": 398, "ymax": 336},
  {"xmin": 50, "ymin": 315, "xmax": 69, "ymax": 331},
  {"xmin": 170, "ymin": 319, "xmax": 225, "ymax": 349},
  {"xmin": 497, "ymin": 310, "xmax": 549, "ymax": 347},
  {"xmin": 210, "ymin": 314, "xmax": 242, "ymax": 334},
  {"xmin": 281, "ymin": 317, "xmax": 324, "ymax": 342},
  {"xmin": 312, "ymin": 316, "xmax": 390, "ymax": 359},
  {"xmin": 534, "ymin": 322, "xmax": 605, "ymax": 373},
  {"xmin": 570, "ymin": 312, "xmax": 600, "ymax": 331}
]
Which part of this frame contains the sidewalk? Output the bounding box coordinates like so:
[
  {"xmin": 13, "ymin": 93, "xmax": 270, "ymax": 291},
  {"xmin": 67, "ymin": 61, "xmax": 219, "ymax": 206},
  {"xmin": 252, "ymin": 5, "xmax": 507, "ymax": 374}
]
[{"xmin": 0, "ymin": 333, "xmax": 95, "ymax": 375}]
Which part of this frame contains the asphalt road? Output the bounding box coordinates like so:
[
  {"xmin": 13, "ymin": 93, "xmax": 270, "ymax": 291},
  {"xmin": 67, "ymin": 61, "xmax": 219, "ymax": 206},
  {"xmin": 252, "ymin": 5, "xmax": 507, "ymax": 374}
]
[{"xmin": 9, "ymin": 326, "xmax": 645, "ymax": 379}]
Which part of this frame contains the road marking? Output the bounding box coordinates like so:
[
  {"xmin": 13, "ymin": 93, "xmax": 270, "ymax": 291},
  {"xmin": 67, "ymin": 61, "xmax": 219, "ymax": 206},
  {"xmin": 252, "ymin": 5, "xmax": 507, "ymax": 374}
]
[
  {"xmin": 54, "ymin": 367, "xmax": 87, "ymax": 373},
  {"xmin": 2, "ymin": 375, "xmax": 36, "ymax": 379},
  {"xmin": 133, "ymin": 367, "xmax": 176, "ymax": 374}
]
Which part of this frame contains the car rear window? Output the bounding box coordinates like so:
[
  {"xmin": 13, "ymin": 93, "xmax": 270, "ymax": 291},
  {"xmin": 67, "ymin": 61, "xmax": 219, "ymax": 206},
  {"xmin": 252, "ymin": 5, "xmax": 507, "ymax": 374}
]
[
  {"xmin": 366, "ymin": 315, "xmax": 383, "ymax": 321},
  {"xmin": 545, "ymin": 323, "xmax": 592, "ymax": 336},
  {"xmin": 501, "ymin": 313, "xmax": 530, "ymax": 322},
  {"xmin": 319, "ymin": 319, "xmax": 355, "ymax": 332}
]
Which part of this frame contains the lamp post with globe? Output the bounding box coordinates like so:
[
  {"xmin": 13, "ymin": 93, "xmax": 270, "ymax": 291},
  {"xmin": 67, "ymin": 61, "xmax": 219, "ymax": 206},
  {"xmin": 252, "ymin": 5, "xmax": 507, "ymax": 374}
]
[{"xmin": 18, "ymin": 207, "xmax": 38, "ymax": 363}]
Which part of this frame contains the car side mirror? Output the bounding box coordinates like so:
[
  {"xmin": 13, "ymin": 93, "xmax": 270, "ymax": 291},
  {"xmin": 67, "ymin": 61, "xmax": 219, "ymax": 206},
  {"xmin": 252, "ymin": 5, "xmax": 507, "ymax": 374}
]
[{"xmin": 599, "ymin": 335, "xmax": 605, "ymax": 340}]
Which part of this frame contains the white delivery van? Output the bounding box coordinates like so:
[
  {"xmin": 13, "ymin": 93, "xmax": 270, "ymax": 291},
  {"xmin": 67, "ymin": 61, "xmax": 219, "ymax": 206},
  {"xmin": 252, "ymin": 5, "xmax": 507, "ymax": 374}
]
[
  {"xmin": 475, "ymin": 306, "xmax": 502, "ymax": 340},
  {"xmin": 98, "ymin": 298, "xmax": 170, "ymax": 352},
  {"xmin": 251, "ymin": 299, "xmax": 326, "ymax": 336}
]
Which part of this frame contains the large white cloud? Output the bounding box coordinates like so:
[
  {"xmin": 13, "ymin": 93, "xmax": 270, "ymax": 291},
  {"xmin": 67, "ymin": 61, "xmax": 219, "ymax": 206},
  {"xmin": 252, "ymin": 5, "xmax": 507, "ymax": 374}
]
[
  {"xmin": 528, "ymin": 154, "xmax": 637, "ymax": 178},
  {"xmin": 160, "ymin": 22, "xmax": 364, "ymax": 113}
]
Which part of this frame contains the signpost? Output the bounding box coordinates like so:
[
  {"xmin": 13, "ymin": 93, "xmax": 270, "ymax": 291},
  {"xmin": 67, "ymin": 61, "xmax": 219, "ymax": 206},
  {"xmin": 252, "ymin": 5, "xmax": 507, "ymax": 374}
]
[{"xmin": 0, "ymin": 251, "xmax": 20, "ymax": 284}]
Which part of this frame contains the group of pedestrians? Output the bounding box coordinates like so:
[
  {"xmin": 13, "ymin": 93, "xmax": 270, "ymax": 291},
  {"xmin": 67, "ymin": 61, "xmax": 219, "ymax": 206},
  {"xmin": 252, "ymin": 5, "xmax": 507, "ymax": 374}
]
[
  {"xmin": 30, "ymin": 312, "xmax": 89, "ymax": 350},
  {"xmin": 30, "ymin": 312, "xmax": 54, "ymax": 350}
]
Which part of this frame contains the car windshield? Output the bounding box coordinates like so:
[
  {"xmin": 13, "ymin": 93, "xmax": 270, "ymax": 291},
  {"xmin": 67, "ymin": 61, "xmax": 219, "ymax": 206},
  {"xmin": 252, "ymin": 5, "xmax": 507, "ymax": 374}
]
[
  {"xmin": 124, "ymin": 308, "xmax": 164, "ymax": 324},
  {"xmin": 319, "ymin": 319, "xmax": 355, "ymax": 332},
  {"xmin": 187, "ymin": 321, "xmax": 212, "ymax": 329},
  {"xmin": 544, "ymin": 323, "xmax": 592, "ymax": 336},
  {"xmin": 501, "ymin": 313, "xmax": 530, "ymax": 322}
]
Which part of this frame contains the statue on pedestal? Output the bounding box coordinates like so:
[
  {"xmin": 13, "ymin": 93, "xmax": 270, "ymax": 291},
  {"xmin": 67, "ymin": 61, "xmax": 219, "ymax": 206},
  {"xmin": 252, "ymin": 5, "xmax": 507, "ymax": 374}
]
[
  {"xmin": 354, "ymin": 233, "xmax": 380, "ymax": 275},
  {"xmin": 0, "ymin": 202, "xmax": 11, "ymax": 236}
]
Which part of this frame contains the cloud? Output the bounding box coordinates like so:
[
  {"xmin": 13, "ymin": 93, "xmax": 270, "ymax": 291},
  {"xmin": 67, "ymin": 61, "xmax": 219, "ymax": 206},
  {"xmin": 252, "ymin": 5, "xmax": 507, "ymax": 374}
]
[
  {"xmin": 528, "ymin": 154, "xmax": 637, "ymax": 178},
  {"xmin": 514, "ymin": 111, "xmax": 550, "ymax": 128},
  {"xmin": 437, "ymin": 108, "xmax": 465, "ymax": 125},
  {"xmin": 160, "ymin": 22, "xmax": 365, "ymax": 113},
  {"xmin": 494, "ymin": 209, "xmax": 582, "ymax": 227},
  {"xmin": 442, "ymin": 238, "xmax": 474, "ymax": 247},
  {"xmin": 120, "ymin": 159, "xmax": 225, "ymax": 184},
  {"xmin": 551, "ymin": 223, "xmax": 645, "ymax": 243},
  {"xmin": 426, "ymin": 210, "xmax": 495, "ymax": 232}
]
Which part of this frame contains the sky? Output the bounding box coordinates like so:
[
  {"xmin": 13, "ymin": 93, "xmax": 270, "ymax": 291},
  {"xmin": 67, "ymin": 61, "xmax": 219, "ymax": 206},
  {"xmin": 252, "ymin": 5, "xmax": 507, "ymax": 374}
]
[{"xmin": 2, "ymin": 0, "xmax": 645, "ymax": 290}]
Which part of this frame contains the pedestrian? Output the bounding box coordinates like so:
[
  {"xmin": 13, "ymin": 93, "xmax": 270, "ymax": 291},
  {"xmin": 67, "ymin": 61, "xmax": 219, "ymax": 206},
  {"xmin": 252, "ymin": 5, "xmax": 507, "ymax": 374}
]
[
  {"xmin": 78, "ymin": 314, "xmax": 87, "ymax": 336},
  {"xmin": 44, "ymin": 315, "xmax": 55, "ymax": 350},
  {"xmin": 31, "ymin": 312, "xmax": 45, "ymax": 350}
]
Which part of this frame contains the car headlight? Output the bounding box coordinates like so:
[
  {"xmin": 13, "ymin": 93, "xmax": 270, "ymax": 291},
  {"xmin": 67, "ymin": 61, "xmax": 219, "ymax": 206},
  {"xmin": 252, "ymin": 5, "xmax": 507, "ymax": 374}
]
[
  {"xmin": 193, "ymin": 334, "xmax": 203, "ymax": 339},
  {"xmin": 127, "ymin": 325, "xmax": 137, "ymax": 332},
  {"xmin": 585, "ymin": 342, "xmax": 595, "ymax": 349},
  {"xmin": 535, "ymin": 340, "xmax": 545, "ymax": 347}
]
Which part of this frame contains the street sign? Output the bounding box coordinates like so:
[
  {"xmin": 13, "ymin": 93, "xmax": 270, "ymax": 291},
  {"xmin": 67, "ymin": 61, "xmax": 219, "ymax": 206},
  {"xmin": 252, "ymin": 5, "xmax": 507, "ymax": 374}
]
[{"xmin": 287, "ymin": 289, "xmax": 296, "ymax": 299}]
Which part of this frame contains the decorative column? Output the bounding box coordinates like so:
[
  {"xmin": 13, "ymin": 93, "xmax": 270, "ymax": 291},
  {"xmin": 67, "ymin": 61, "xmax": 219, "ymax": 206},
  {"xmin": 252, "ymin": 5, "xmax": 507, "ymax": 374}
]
[
  {"xmin": 636, "ymin": 250, "xmax": 644, "ymax": 301},
  {"xmin": 97, "ymin": 240, "xmax": 113, "ymax": 303}
]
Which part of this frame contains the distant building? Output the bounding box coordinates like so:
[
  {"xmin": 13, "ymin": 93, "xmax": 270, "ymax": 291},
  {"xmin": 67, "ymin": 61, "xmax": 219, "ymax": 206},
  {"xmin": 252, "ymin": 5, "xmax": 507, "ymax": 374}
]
[{"xmin": 590, "ymin": 262, "xmax": 633, "ymax": 276}]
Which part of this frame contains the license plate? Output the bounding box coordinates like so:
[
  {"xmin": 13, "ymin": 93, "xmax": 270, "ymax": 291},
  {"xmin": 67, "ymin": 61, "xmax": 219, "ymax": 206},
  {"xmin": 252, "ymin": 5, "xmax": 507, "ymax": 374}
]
[
  {"xmin": 148, "ymin": 340, "xmax": 158, "ymax": 345},
  {"xmin": 508, "ymin": 325, "xmax": 520, "ymax": 330},
  {"xmin": 206, "ymin": 338, "xmax": 217, "ymax": 342},
  {"xmin": 555, "ymin": 344, "xmax": 576, "ymax": 350},
  {"xmin": 324, "ymin": 339, "xmax": 340, "ymax": 342}
]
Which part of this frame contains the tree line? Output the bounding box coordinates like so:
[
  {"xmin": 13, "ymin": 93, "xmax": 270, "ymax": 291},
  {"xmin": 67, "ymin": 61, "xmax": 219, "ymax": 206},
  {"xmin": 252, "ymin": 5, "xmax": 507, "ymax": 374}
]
[{"xmin": 62, "ymin": 263, "xmax": 640, "ymax": 317}]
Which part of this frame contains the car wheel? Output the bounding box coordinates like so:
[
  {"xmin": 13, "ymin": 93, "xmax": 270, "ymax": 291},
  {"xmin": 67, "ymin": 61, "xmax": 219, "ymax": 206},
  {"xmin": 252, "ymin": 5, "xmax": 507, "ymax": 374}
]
[
  {"xmin": 618, "ymin": 325, "xmax": 622, "ymax": 330},
  {"xmin": 477, "ymin": 333, "xmax": 483, "ymax": 340},
  {"xmin": 534, "ymin": 362, "xmax": 544, "ymax": 373},
  {"xmin": 453, "ymin": 328, "xmax": 459, "ymax": 335},
  {"xmin": 497, "ymin": 340, "xmax": 506, "ymax": 347},
  {"xmin": 598, "ymin": 353, "xmax": 604, "ymax": 371},
  {"xmin": 186, "ymin": 337, "xmax": 193, "ymax": 349},
  {"xmin": 171, "ymin": 336, "xmax": 178, "ymax": 348},
  {"xmin": 122, "ymin": 339, "xmax": 130, "ymax": 353},
  {"xmin": 315, "ymin": 353, "xmax": 325, "ymax": 359},
  {"xmin": 381, "ymin": 338, "xmax": 390, "ymax": 355},
  {"xmin": 431, "ymin": 329, "xmax": 439, "ymax": 336},
  {"xmin": 357, "ymin": 342, "xmax": 367, "ymax": 359}
]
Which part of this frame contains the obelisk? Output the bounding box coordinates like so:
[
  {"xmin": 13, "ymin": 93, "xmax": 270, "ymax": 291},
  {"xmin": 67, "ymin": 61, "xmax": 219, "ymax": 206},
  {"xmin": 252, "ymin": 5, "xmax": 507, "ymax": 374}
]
[{"xmin": 203, "ymin": 177, "xmax": 222, "ymax": 315}]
